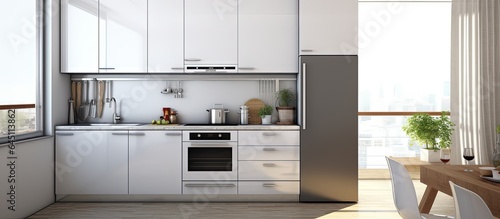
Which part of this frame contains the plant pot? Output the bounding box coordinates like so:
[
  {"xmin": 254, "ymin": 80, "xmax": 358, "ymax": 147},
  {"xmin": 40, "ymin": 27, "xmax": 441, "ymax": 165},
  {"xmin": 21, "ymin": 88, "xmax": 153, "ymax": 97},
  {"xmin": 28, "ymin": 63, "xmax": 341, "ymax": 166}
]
[
  {"xmin": 261, "ymin": 115, "xmax": 272, "ymax": 125},
  {"xmin": 420, "ymin": 149, "xmax": 441, "ymax": 162},
  {"xmin": 276, "ymin": 107, "xmax": 294, "ymax": 124}
]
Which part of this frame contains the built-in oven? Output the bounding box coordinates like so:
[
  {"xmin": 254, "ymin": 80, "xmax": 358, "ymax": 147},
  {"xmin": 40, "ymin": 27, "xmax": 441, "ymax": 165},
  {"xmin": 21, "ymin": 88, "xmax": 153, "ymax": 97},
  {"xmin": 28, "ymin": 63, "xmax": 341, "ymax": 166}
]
[{"xmin": 182, "ymin": 131, "xmax": 238, "ymax": 181}]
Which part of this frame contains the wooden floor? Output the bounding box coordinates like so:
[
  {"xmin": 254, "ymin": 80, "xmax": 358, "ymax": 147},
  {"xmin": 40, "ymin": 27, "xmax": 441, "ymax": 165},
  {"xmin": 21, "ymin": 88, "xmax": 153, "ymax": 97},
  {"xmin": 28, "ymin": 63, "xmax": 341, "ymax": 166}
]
[{"xmin": 28, "ymin": 180, "xmax": 455, "ymax": 219}]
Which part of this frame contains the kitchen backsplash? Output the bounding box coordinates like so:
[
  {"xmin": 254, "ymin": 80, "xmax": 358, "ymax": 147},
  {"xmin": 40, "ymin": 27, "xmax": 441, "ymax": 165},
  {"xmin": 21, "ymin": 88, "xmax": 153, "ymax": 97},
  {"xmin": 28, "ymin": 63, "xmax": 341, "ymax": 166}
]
[{"xmin": 80, "ymin": 79, "xmax": 296, "ymax": 124}]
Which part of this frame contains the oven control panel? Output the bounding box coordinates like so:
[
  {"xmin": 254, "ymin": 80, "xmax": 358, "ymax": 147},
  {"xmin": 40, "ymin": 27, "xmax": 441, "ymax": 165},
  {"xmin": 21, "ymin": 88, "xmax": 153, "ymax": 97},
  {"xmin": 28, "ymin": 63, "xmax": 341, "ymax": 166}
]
[{"xmin": 183, "ymin": 131, "xmax": 237, "ymax": 142}]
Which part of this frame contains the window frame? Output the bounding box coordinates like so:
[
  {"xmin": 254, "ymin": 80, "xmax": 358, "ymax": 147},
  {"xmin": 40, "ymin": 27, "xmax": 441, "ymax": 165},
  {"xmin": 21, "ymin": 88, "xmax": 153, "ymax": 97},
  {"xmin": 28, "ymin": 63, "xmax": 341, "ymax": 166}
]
[{"xmin": 0, "ymin": 0, "xmax": 44, "ymax": 145}]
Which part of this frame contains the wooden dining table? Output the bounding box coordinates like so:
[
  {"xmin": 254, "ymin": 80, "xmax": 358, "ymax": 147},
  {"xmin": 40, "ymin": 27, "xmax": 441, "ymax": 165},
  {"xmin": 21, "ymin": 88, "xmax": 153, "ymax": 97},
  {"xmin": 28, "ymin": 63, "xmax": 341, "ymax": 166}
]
[{"xmin": 419, "ymin": 165, "xmax": 500, "ymax": 217}]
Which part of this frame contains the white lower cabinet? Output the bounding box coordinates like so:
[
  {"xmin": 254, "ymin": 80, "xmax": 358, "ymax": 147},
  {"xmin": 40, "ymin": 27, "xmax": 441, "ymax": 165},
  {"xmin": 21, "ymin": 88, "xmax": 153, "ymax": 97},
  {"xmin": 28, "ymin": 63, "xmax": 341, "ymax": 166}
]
[
  {"xmin": 129, "ymin": 131, "xmax": 182, "ymax": 194},
  {"xmin": 237, "ymin": 131, "xmax": 300, "ymax": 195},
  {"xmin": 56, "ymin": 130, "xmax": 128, "ymax": 194},
  {"xmin": 182, "ymin": 181, "xmax": 238, "ymax": 195},
  {"xmin": 239, "ymin": 161, "xmax": 299, "ymax": 180},
  {"xmin": 238, "ymin": 181, "xmax": 299, "ymax": 195}
]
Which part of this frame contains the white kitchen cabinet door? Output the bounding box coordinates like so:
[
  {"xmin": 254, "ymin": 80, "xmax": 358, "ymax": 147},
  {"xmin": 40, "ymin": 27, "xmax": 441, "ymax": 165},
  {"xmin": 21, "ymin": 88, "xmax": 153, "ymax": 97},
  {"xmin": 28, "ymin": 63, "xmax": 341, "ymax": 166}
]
[
  {"xmin": 99, "ymin": 0, "xmax": 148, "ymax": 73},
  {"xmin": 238, "ymin": 0, "xmax": 298, "ymax": 73},
  {"xmin": 238, "ymin": 181, "xmax": 299, "ymax": 194},
  {"xmin": 184, "ymin": 0, "xmax": 237, "ymax": 65},
  {"xmin": 239, "ymin": 146, "xmax": 299, "ymax": 161},
  {"xmin": 129, "ymin": 131, "xmax": 182, "ymax": 194},
  {"xmin": 148, "ymin": 0, "xmax": 184, "ymax": 73},
  {"xmin": 238, "ymin": 131, "xmax": 300, "ymax": 146},
  {"xmin": 239, "ymin": 161, "xmax": 300, "ymax": 180},
  {"xmin": 55, "ymin": 131, "xmax": 128, "ymax": 194},
  {"xmin": 299, "ymin": 0, "xmax": 358, "ymax": 55},
  {"xmin": 61, "ymin": 0, "xmax": 98, "ymax": 73}
]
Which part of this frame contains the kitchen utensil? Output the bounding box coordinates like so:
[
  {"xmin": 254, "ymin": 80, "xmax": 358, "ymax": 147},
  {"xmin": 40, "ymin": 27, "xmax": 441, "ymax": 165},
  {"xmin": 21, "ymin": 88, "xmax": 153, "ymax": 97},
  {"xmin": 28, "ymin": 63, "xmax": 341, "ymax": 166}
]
[
  {"xmin": 90, "ymin": 79, "xmax": 97, "ymax": 118},
  {"xmin": 244, "ymin": 98, "xmax": 265, "ymax": 125},
  {"xmin": 70, "ymin": 81, "xmax": 76, "ymax": 122},
  {"xmin": 106, "ymin": 80, "xmax": 111, "ymax": 103},
  {"xmin": 76, "ymin": 81, "xmax": 82, "ymax": 120},
  {"xmin": 80, "ymin": 81, "xmax": 90, "ymax": 121},
  {"xmin": 68, "ymin": 99, "xmax": 75, "ymax": 124},
  {"xmin": 97, "ymin": 80, "xmax": 105, "ymax": 118},
  {"xmin": 207, "ymin": 104, "xmax": 230, "ymax": 124},
  {"xmin": 238, "ymin": 105, "xmax": 249, "ymax": 125}
]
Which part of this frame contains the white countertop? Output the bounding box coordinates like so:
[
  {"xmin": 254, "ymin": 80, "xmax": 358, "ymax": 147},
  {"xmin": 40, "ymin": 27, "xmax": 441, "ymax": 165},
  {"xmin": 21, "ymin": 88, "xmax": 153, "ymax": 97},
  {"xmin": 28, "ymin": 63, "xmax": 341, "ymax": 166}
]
[{"xmin": 55, "ymin": 124, "xmax": 300, "ymax": 131}]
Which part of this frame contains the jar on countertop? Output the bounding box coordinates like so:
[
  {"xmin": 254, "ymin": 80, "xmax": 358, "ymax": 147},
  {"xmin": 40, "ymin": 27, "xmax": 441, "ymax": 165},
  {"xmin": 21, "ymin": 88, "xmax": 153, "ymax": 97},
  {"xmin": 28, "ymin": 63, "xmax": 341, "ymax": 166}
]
[{"xmin": 169, "ymin": 111, "xmax": 177, "ymax": 124}]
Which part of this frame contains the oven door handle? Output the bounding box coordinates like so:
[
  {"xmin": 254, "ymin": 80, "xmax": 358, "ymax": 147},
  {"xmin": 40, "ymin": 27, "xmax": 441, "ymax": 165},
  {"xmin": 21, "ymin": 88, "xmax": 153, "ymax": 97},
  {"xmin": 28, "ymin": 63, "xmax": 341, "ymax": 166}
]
[
  {"xmin": 184, "ymin": 183, "xmax": 236, "ymax": 188},
  {"xmin": 189, "ymin": 142, "xmax": 233, "ymax": 147}
]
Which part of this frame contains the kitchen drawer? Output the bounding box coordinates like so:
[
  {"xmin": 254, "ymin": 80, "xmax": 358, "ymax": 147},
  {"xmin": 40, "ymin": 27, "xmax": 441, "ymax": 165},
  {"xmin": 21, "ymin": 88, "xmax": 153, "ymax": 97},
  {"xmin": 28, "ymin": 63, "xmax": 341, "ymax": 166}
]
[
  {"xmin": 182, "ymin": 181, "xmax": 237, "ymax": 195},
  {"xmin": 238, "ymin": 181, "xmax": 299, "ymax": 194},
  {"xmin": 239, "ymin": 161, "xmax": 299, "ymax": 180},
  {"xmin": 238, "ymin": 131, "xmax": 299, "ymax": 146},
  {"xmin": 239, "ymin": 146, "xmax": 299, "ymax": 161}
]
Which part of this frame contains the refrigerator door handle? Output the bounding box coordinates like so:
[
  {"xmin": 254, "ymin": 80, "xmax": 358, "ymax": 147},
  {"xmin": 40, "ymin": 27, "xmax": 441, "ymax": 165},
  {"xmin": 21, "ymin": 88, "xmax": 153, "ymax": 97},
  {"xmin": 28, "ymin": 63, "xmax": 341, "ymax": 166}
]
[{"xmin": 302, "ymin": 62, "xmax": 307, "ymax": 130}]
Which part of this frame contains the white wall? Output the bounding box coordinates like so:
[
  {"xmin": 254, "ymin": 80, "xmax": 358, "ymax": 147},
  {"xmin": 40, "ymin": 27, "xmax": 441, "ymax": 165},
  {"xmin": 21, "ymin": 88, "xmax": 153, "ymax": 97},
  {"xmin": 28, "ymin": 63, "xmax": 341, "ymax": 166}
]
[
  {"xmin": 0, "ymin": 138, "xmax": 54, "ymax": 219},
  {"xmin": 83, "ymin": 79, "xmax": 297, "ymax": 125}
]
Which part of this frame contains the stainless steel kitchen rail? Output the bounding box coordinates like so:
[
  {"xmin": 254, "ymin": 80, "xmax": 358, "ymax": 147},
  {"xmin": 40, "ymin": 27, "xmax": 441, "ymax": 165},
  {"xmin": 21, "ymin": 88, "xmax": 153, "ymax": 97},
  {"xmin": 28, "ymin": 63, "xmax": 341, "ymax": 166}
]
[{"xmin": 69, "ymin": 74, "xmax": 297, "ymax": 81}]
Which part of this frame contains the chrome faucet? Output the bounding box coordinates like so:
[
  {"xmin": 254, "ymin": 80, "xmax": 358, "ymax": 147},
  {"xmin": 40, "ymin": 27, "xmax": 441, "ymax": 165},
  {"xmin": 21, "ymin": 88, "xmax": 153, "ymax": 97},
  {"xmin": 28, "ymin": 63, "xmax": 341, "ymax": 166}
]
[{"xmin": 109, "ymin": 97, "xmax": 121, "ymax": 124}]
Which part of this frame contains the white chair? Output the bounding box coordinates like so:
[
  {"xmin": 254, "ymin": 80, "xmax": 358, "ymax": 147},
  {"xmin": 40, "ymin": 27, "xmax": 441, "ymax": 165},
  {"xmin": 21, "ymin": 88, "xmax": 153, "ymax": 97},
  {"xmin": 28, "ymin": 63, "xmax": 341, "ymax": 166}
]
[
  {"xmin": 448, "ymin": 181, "xmax": 494, "ymax": 219},
  {"xmin": 385, "ymin": 157, "xmax": 454, "ymax": 219}
]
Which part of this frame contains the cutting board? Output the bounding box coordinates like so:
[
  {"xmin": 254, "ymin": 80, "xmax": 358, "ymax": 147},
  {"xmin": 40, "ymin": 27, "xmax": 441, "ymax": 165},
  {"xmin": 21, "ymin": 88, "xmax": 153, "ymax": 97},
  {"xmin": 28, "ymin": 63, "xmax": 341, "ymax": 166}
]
[{"xmin": 244, "ymin": 98, "xmax": 265, "ymax": 125}]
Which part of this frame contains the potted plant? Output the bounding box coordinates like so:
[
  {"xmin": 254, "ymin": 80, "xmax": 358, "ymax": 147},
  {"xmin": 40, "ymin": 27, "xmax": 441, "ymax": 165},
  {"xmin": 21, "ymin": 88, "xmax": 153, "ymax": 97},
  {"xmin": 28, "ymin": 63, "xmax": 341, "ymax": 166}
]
[
  {"xmin": 275, "ymin": 88, "xmax": 296, "ymax": 124},
  {"xmin": 258, "ymin": 105, "xmax": 273, "ymax": 125},
  {"xmin": 402, "ymin": 113, "xmax": 441, "ymax": 162},
  {"xmin": 436, "ymin": 111, "xmax": 455, "ymax": 149}
]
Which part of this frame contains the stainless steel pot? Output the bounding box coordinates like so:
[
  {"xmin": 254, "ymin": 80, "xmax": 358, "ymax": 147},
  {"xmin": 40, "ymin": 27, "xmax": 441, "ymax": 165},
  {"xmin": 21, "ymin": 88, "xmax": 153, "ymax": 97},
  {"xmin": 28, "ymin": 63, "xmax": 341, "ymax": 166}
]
[{"xmin": 207, "ymin": 104, "xmax": 230, "ymax": 124}]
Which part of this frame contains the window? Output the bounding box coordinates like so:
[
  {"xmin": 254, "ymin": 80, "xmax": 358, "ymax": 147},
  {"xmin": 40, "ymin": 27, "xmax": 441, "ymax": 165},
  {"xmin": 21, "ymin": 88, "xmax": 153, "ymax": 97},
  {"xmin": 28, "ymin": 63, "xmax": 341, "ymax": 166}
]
[
  {"xmin": 0, "ymin": 1, "xmax": 43, "ymax": 143},
  {"xmin": 358, "ymin": 0, "xmax": 451, "ymax": 168}
]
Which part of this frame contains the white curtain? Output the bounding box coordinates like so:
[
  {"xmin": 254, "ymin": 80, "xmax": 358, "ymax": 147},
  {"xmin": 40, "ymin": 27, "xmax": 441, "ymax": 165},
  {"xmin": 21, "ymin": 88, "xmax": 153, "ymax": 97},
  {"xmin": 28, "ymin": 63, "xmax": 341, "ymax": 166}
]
[{"xmin": 450, "ymin": 0, "xmax": 500, "ymax": 165}]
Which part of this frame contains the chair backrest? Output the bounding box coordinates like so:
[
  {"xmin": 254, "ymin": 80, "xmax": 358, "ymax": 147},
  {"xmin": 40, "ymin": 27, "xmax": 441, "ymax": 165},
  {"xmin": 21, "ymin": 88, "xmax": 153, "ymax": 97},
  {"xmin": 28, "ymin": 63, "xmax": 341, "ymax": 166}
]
[
  {"xmin": 385, "ymin": 157, "xmax": 422, "ymax": 219},
  {"xmin": 449, "ymin": 181, "xmax": 494, "ymax": 219}
]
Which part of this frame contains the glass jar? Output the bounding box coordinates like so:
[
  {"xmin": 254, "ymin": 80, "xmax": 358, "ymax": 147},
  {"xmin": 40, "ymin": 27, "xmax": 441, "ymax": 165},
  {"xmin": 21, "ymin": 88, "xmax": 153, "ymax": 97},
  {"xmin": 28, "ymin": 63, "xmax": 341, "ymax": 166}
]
[{"xmin": 493, "ymin": 134, "xmax": 500, "ymax": 167}]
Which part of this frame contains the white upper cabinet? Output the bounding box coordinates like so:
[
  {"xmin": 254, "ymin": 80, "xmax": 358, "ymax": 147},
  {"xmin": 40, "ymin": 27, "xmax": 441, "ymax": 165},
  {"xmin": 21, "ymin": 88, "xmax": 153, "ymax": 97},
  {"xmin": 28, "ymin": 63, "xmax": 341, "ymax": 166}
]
[
  {"xmin": 299, "ymin": 0, "xmax": 358, "ymax": 55},
  {"xmin": 238, "ymin": 0, "xmax": 298, "ymax": 73},
  {"xmin": 61, "ymin": 0, "xmax": 99, "ymax": 73},
  {"xmin": 184, "ymin": 0, "xmax": 238, "ymax": 66},
  {"xmin": 148, "ymin": 0, "xmax": 184, "ymax": 73},
  {"xmin": 99, "ymin": 0, "xmax": 148, "ymax": 73}
]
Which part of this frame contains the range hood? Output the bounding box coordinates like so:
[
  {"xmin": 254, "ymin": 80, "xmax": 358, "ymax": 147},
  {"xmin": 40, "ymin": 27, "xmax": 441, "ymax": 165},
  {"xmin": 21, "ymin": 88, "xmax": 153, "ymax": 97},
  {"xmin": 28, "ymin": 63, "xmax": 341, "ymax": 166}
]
[{"xmin": 185, "ymin": 65, "xmax": 237, "ymax": 73}]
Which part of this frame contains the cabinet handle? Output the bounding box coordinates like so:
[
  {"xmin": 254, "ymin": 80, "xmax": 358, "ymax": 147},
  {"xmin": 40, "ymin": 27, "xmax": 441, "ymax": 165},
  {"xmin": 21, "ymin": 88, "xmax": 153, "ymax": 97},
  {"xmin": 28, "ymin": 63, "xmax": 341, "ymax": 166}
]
[
  {"xmin": 56, "ymin": 133, "xmax": 74, "ymax": 136},
  {"xmin": 263, "ymin": 183, "xmax": 277, "ymax": 187},
  {"xmin": 301, "ymin": 49, "xmax": 314, "ymax": 52},
  {"xmin": 263, "ymin": 148, "xmax": 277, "ymax": 152},
  {"xmin": 99, "ymin": 67, "xmax": 116, "ymax": 70},
  {"xmin": 263, "ymin": 163, "xmax": 277, "ymax": 167},
  {"xmin": 129, "ymin": 132, "xmax": 145, "ymax": 136},
  {"xmin": 184, "ymin": 183, "xmax": 235, "ymax": 187},
  {"xmin": 190, "ymin": 142, "xmax": 232, "ymax": 147},
  {"xmin": 238, "ymin": 67, "xmax": 255, "ymax": 70},
  {"xmin": 171, "ymin": 67, "xmax": 184, "ymax": 70},
  {"xmin": 184, "ymin": 58, "xmax": 201, "ymax": 62},
  {"xmin": 302, "ymin": 62, "xmax": 307, "ymax": 130},
  {"xmin": 165, "ymin": 133, "xmax": 182, "ymax": 136},
  {"xmin": 111, "ymin": 132, "xmax": 128, "ymax": 136},
  {"xmin": 262, "ymin": 132, "xmax": 277, "ymax": 137}
]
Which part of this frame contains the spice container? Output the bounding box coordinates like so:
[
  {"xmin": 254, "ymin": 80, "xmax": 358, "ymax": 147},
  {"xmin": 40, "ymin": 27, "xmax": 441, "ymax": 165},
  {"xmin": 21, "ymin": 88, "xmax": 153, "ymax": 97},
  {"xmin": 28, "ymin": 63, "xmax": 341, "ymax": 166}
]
[{"xmin": 169, "ymin": 111, "xmax": 177, "ymax": 124}]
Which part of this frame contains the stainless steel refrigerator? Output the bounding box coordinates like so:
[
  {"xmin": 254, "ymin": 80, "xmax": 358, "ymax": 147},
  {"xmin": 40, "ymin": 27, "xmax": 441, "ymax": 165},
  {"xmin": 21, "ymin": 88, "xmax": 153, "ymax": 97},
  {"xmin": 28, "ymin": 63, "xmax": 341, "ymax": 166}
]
[{"xmin": 299, "ymin": 55, "xmax": 358, "ymax": 202}]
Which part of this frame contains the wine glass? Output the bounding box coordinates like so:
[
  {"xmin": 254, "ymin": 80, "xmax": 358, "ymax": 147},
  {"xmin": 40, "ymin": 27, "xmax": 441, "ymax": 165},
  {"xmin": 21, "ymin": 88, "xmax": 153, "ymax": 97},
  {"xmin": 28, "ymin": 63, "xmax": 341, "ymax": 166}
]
[
  {"xmin": 463, "ymin": 147, "xmax": 475, "ymax": 172},
  {"xmin": 440, "ymin": 148, "xmax": 451, "ymax": 165}
]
